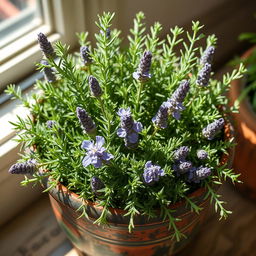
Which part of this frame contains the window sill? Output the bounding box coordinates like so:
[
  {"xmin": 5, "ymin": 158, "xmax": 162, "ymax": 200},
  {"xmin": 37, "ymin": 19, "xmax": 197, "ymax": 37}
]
[
  {"xmin": 0, "ymin": 194, "xmax": 75, "ymax": 256},
  {"xmin": 0, "ymin": 76, "xmax": 42, "ymax": 226}
]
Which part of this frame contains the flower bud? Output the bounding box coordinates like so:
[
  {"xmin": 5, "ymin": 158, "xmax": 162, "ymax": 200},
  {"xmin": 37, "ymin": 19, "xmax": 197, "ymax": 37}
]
[
  {"xmin": 196, "ymin": 63, "xmax": 211, "ymax": 87},
  {"xmin": 173, "ymin": 146, "xmax": 190, "ymax": 161},
  {"xmin": 200, "ymin": 46, "xmax": 215, "ymax": 66},
  {"xmin": 133, "ymin": 51, "xmax": 152, "ymax": 82},
  {"xmin": 202, "ymin": 118, "xmax": 224, "ymax": 140},
  {"xmin": 41, "ymin": 60, "xmax": 56, "ymax": 82},
  {"xmin": 37, "ymin": 32, "xmax": 55, "ymax": 59},
  {"xmin": 91, "ymin": 176, "xmax": 104, "ymax": 192},
  {"xmin": 80, "ymin": 46, "xmax": 92, "ymax": 65},
  {"xmin": 89, "ymin": 76, "xmax": 103, "ymax": 98},
  {"xmin": 76, "ymin": 107, "xmax": 96, "ymax": 134},
  {"xmin": 9, "ymin": 159, "xmax": 37, "ymax": 175}
]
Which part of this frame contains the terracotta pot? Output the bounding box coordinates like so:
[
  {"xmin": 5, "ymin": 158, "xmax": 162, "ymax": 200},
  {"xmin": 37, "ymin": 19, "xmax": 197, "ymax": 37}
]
[
  {"xmin": 48, "ymin": 184, "xmax": 208, "ymax": 256},
  {"xmin": 229, "ymin": 47, "xmax": 256, "ymax": 199},
  {"xmin": 44, "ymin": 124, "xmax": 234, "ymax": 256}
]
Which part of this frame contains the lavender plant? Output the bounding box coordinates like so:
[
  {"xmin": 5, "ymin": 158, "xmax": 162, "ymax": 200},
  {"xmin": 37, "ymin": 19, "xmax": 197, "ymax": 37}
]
[{"xmin": 6, "ymin": 12, "xmax": 246, "ymax": 241}]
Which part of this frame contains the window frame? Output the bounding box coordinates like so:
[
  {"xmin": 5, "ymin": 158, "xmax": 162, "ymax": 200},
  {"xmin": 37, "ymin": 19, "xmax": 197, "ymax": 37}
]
[
  {"xmin": 0, "ymin": 0, "xmax": 87, "ymax": 226},
  {"xmin": 0, "ymin": 0, "xmax": 86, "ymax": 91}
]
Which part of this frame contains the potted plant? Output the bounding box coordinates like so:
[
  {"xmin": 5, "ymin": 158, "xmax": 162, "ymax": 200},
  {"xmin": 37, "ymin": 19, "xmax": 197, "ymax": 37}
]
[
  {"xmin": 229, "ymin": 32, "xmax": 256, "ymax": 199},
  {"xmin": 7, "ymin": 12, "xmax": 245, "ymax": 256}
]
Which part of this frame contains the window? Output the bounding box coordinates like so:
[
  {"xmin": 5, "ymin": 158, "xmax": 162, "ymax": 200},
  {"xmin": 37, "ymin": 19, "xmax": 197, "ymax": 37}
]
[
  {"xmin": 0, "ymin": 0, "xmax": 86, "ymax": 91},
  {"xmin": 0, "ymin": 0, "xmax": 86, "ymax": 226},
  {"xmin": 0, "ymin": 0, "xmax": 41, "ymax": 49}
]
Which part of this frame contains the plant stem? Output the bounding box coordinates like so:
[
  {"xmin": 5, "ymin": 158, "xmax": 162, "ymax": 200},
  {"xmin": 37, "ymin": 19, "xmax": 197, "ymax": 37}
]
[
  {"xmin": 151, "ymin": 126, "xmax": 159, "ymax": 138},
  {"xmin": 88, "ymin": 64, "xmax": 92, "ymax": 75},
  {"xmin": 38, "ymin": 159, "xmax": 59, "ymax": 167},
  {"xmin": 135, "ymin": 81, "xmax": 144, "ymax": 114},
  {"xmin": 98, "ymin": 98, "xmax": 111, "ymax": 140},
  {"xmin": 99, "ymin": 98, "xmax": 107, "ymax": 118}
]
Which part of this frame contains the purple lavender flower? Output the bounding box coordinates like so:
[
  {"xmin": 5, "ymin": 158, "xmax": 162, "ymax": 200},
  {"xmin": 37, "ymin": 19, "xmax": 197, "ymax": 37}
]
[
  {"xmin": 117, "ymin": 108, "xmax": 143, "ymax": 148},
  {"xmin": 118, "ymin": 108, "xmax": 134, "ymax": 131},
  {"xmin": 173, "ymin": 146, "xmax": 190, "ymax": 161},
  {"xmin": 80, "ymin": 46, "xmax": 92, "ymax": 66},
  {"xmin": 133, "ymin": 51, "xmax": 152, "ymax": 82},
  {"xmin": 170, "ymin": 80, "xmax": 190, "ymax": 103},
  {"xmin": 100, "ymin": 28, "xmax": 111, "ymax": 39},
  {"xmin": 81, "ymin": 136, "xmax": 113, "ymax": 168},
  {"xmin": 91, "ymin": 176, "xmax": 104, "ymax": 192},
  {"xmin": 106, "ymin": 28, "xmax": 111, "ymax": 38},
  {"xmin": 173, "ymin": 160, "xmax": 193, "ymax": 176},
  {"xmin": 76, "ymin": 107, "xmax": 96, "ymax": 134},
  {"xmin": 143, "ymin": 161, "xmax": 164, "ymax": 184},
  {"xmin": 152, "ymin": 102, "xmax": 171, "ymax": 129},
  {"xmin": 41, "ymin": 60, "xmax": 56, "ymax": 82},
  {"xmin": 200, "ymin": 46, "xmax": 215, "ymax": 66},
  {"xmin": 37, "ymin": 32, "xmax": 55, "ymax": 59},
  {"xmin": 202, "ymin": 118, "xmax": 225, "ymax": 140},
  {"xmin": 197, "ymin": 149, "xmax": 208, "ymax": 160},
  {"xmin": 167, "ymin": 80, "xmax": 190, "ymax": 120},
  {"xmin": 46, "ymin": 120, "xmax": 56, "ymax": 128},
  {"xmin": 9, "ymin": 159, "xmax": 37, "ymax": 175},
  {"xmin": 196, "ymin": 63, "xmax": 212, "ymax": 87},
  {"xmin": 188, "ymin": 166, "xmax": 211, "ymax": 183},
  {"xmin": 89, "ymin": 76, "xmax": 103, "ymax": 98},
  {"xmin": 178, "ymin": 161, "xmax": 193, "ymax": 174}
]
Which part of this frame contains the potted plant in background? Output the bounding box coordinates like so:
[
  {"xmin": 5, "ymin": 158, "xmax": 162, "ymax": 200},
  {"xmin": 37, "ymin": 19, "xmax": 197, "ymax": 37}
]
[
  {"xmin": 7, "ymin": 12, "xmax": 245, "ymax": 256},
  {"xmin": 229, "ymin": 32, "xmax": 256, "ymax": 199}
]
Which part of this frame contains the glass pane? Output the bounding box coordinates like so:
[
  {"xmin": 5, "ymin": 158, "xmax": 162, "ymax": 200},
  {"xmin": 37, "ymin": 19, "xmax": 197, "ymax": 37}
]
[{"xmin": 0, "ymin": 0, "xmax": 42, "ymax": 48}]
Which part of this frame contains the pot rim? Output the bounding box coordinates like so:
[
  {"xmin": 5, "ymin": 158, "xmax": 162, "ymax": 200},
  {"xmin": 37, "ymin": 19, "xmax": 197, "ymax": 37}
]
[
  {"xmin": 44, "ymin": 122, "xmax": 234, "ymax": 217},
  {"xmin": 229, "ymin": 46, "xmax": 256, "ymax": 132}
]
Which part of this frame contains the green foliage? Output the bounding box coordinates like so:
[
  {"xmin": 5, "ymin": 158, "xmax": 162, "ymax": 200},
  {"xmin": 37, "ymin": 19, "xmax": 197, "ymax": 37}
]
[
  {"xmin": 6, "ymin": 12, "xmax": 245, "ymax": 240},
  {"xmin": 232, "ymin": 28, "xmax": 256, "ymax": 112}
]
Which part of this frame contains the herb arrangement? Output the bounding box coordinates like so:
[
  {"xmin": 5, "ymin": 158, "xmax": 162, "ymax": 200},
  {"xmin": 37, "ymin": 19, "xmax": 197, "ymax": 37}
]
[{"xmin": 7, "ymin": 12, "xmax": 245, "ymax": 241}]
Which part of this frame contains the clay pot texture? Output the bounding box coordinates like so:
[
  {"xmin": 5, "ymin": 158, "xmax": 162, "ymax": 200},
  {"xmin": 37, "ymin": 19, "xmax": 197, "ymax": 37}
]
[
  {"xmin": 44, "ymin": 124, "xmax": 233, "ymax": 256},
  {"xmin": 229, "ymin": 47, "xmax": 256, "ymax": 199}
]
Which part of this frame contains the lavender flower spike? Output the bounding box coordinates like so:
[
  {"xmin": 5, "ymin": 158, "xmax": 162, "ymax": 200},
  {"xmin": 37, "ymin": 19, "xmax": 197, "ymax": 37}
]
[
  {"xmin": 106, "ymin": 28, "xmax": 111, "ymax": 38},
  {"xmin": 196, "ymin": 63, "xmax": 212, "ymax": 87},
  {"xmin": 178, "ymin": 161, "xmax": 193, "ymax": 174},
  {"xmin": 81, "ymin": 136, "xmax": 113, "ymax": 168},
  {"xmin": 91, "ymin": 176, "xmax": 104, "ymax": 192},
  {"xmin": 143, "ymin": 161, "xmax": 164, "ymax": 184},
  {"xmin": 76, "ymin": 107, "xmax": 96, "ymax": 134},
  {"xmin": 100, "ymin": 28, "xmax": 111, "ymax": 39},
  {"xmin": 200, "ymin": 46, "xmax": 215, "ymax": 66},
  {"xmin": 188, "ymin": 166, "xmax": 211, "ymax": 183},
  {"xmin": 41, "ymin": 60, "xmax": 56, "ymax": 83},
  {"xmin": 152, "ymin": 102, "xmax": 171, "ymax": 129},
  {"xmin": 89, "ymin": 76, "xmax": 103, "ymax": 98},
  {"xmin": 37, "ymin": 32, "xmax": 55, "ymax": 59},
  {"xmin": 80, "ymin": 46, "xmax": 92, "ymax": 66},
  {"xmin": 167, "ymin": 80, "xmax": 190, "ymax": 120},
  {"xmin": 171, "ymin": 80, "xmax": 190, "ymax": 103},
  {"xmin": 173, "ymin": 146, "xmax": 190, "ymax": 161},
  {"xmin": 133, "ymin": 51, "xmax": 152, "ymax": 82},
  {"xmin": 197, "ymin": 149, "xmax": 208, "ymax": 160},
  {"xmin": 9, "ymin": 159, "xmax": 37, "ymax": 175},
  {"xmin": 202, "ymin": 118, "xmax": 225, "ymax": 140},
  {"xmin": 46, "ymin": 120, "xmax": 56, "ymax": 128},
  {"xmin": 117, "ymin": 108, "xmax": 143, "ymax": 148}
]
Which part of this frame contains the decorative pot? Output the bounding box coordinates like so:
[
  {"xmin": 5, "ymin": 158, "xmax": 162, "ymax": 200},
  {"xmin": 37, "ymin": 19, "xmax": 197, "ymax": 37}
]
[
  {"xmin": 44, "ymin": 124, "xmax": 234, "ymax": 256},
  {"xmin": 49, "ymin": 184, "xmax": 208, "ymax": 256},
  {"xmin": 229, "ymin": 47, "xmax": 256, "ymax": 199}
]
